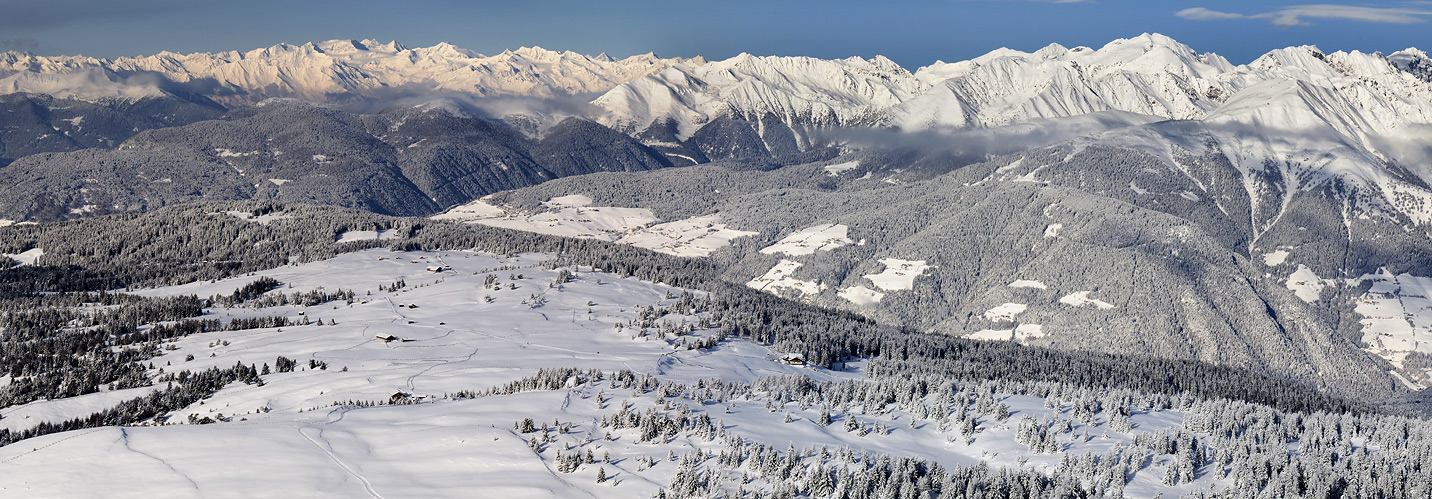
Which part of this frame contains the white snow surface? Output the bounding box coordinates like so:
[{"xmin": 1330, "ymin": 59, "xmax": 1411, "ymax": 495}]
[
  {"xmin": 335, "ymin": 229, "xmax": 401, "ymax": 243},
  {"xmin": 617, "ymin": 214, "xmax": 758, "ymax": 258},
  {"xmin": 861, "ymin": 258, "xmax": 930, "ymax": 292},
  {"xmin": 542, "ymin": 194, "xmax": 593, "ymax": 208},
  {"xmin": 968, "ymin": 324, "xmax": 1046, "ymax": 342},
  {"xmin": 1043, "ymin": 223, "xmax": 1063, "ymax": 238},
  {"xmin": 759, "ymin": 223, "xmax": 854, "ymax": 257},
  {"xmin": 1, "ymin": 387, "xmax": 158, "ymax": 433},
  {"xmin": 434, "ymin": 198, "xmax": 755, "ymax": 258},
  {"xmin": 222, "ymin": 210, "xmax": 294, "ymax": 225},
  {"xmin": 823, "ymin": 161, "xmax": 860, "ymax": 176},
  {"xmin": 2, "ymin": 248, "xmax": 43, "ymax": 266},
  {"xmin": 1262, "ymin": 249, "xmax": 1291, "ymax": 266},
  {"xmin": 1352, "ymin": 269, "xmax": 1432, "ymax": 387},
  {"xmin": 435, "ymin": 198, "xmax": 658, "ymax": 241},
  {"xmin": 983, "ymin": 302, "xmax": 1028, "ymax": 322},
  {"xmin": 746, "ymin": 259, "xmax": 824, "ymax": 296},
  {"xmin": 1286, "ymin": 264, "xmax": 1334, "ymax": 302},
  {"xmin": 1008, "ymin": 279, "xmax": 1048, "ymax": 289},
  {"xmin": 1059, "ymin": 291, "xmax": 1116, "ymax": 309},
  {"xmin": 837, "ymin": 285, "xmax": 885, "ymax": 305}
]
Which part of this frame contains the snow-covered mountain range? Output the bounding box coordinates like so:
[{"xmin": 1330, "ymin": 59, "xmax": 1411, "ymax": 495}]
[
  {"xmin": 6, "ymin": 34, "xmax": 1428, "ymax": 182},
  {"xmin": 0, "ymin": 39, "xmax": 703, "ymax": 107},
  {"xmin": 594, "ymin": 33, "xmax": 1431, "ymax": 140}
]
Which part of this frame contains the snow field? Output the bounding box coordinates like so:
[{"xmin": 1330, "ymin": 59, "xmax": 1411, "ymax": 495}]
[
  {"xmin": 1261, "ymin": 249, "xmax": 1290, "ymax": 266},
  {"xmin": 221, "ymin": 210, "xmax": 294, "ymax": 225},
  {"xmin": 434, "ymin": 198, "xmax": 755, "ymax": 257},
  {"xmin": 0, "ymin": 386, "xmax": 159, "ymax": 433},
  {"xmin": 1059, "ymin": 291, "xmax": 1116, "ymax": 310},
  {"xmin": 823, "ymin": 161, "xmax": 860, "ymax": 176},
  {"xmin": 1352, "ymin": 269, "xmax": 1432, "ymax": 387},
  {"xmin": 747, "ymin": 260, "xmax": 824, "ymax": 296},
  {"xmin": 759, "ymin": 223, "xmax": 853, "ymax": 257},
  {"xmin": 983, "ymin": 303, "xmax": 1028, "ymax": 322},
  {"xmin": 1286, "ymin": 264, "xmax": 1333, "ymax": 302},
  {"xmin": 2, "ymin": 248, "xmax": 43, "ymax": 266},
  {"xmin": 861, "ymin": 258, "xmax": 930, "ymax": 292},
  {"xmin": 837, "ymin": 286, "xmax": 885, "ymax": 306},
  {"xmin": 335, "ymin": 229, "xmax": 401, "ymax": 243},
  {"xmin": 836, "ymin": 258, "xmax": 929, "ymax": 305},
  {"xmin": 1008, "ymin": 279, "xmax": 1048, "ymax": 289},
  {"xmin": 617, "ymin": 214, "xmax": 759, "ymax": 258},
  {"xmin": 967, "ymin": 324, "xmax": 1045, "ymax": 342}
]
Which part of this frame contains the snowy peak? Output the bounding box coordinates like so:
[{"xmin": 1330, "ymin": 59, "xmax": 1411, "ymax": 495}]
[
  {"xmin": 595, "ymin": 31, "xmax": 1430, "ymax": 150},
  {"xmin": 1248, "ymin": 45, "xmax": 1334, "ymax": 75}
]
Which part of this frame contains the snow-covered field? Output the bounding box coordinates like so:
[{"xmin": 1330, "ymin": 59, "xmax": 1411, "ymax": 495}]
[
  {"xmin": 434, "ymin": 197, "xmax": 755, "ymax": 257},
  {"xmin": 1, "ymin": 248, "xmax": 43, "ymax": 266},
  {"xmin": 823, "ymin": 161, "xmax": 860, "ymax": 176},
  {"xmin": 759, "ymin": 223, "xmax": 853, "ymax": 257},
  {"xmin": 1286, "ymin": 264, "xmax": 1334, "ymax": 303},
  {"xmin": 1353, "ymin": 269, "xmax": 1432, "ymax": 387},
  {"xmin": 617, "ymin": 214, "xmax": 758, "ymax": 258},
  {"xmin": 1059, "ymin": 290, "xmax": 1116, "ymax": 309},
  {"xmin": 221, "ymin": 210, "xmax": 294, "ymax": 225},
  {"xmin": 1043, "ymin": 223, "xmax": 1063, "ymax": 238},
  {"xmin": 746, "ymin": 259, "xmax": 824, "ymax": 296},
  {"xmin": 837, "ymin": 285, "xmax": 885, "ymax": 305},
  {"xmin": 968, "ymin": 324, "xmax": 1045, "ymax": 342},
  {"xmin": 862, "ymin": 258, "xmax": 930, "ymax": 292},
  {"xmin": 983, "ymin": 302, "xmax": 1027, "ymax": 322},
  {"xmin": 1, "ymin": 387, "xmax": 158, "ymax": 433},
  {"xmin": 1008, "ymin": 279, "xmax": 1047, "ymax": 290},
  {"xmin": 335, "ymin": 229, "xmax": 400, "ymax": 243},
  {"xmin": 1261, "ymin": 249, "xmax": 1290, "ymax": 266}
]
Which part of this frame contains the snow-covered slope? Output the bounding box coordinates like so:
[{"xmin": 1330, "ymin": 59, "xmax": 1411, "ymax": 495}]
[{"xmin": 1, "ymin": 40, "xmax": 701, "ymax": 107}]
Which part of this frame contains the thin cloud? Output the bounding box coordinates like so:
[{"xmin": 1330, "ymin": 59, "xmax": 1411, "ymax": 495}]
[
  {"xmin": 1177, "ymin": 3, "xmax": 1432, "ymax": 26},
  {"xmin": 1176, "ymin": 7, "xmax": 1245, "ymax": 20},
  {"xmin": 0, "ymin": 38, "xmax": 40, "ymax": 53}
]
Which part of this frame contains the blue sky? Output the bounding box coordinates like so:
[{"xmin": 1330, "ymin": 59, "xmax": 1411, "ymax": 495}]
[{"xmin": 1, "ymin": 0, "xmax": 1428, "ymax": 68}]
